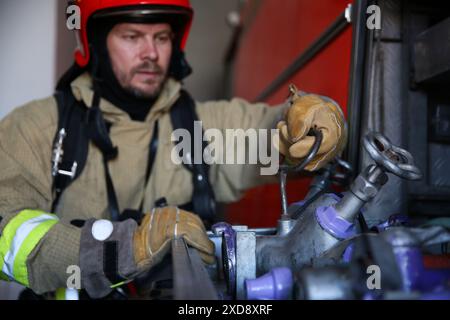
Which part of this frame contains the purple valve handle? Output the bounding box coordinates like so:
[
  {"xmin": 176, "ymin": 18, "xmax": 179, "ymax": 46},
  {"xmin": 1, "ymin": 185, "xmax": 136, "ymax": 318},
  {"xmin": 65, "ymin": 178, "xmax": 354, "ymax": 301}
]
[
  {"xmin": 245, "ymin": 267, "xmax": 294, "ymax": 300},
  {"xmin": 316, "ymin": 204, "xmax": 357, "ymax": 240},
  {"xmin": 212, "ymin": 222, "xmax": 237, "ymax": 297}
]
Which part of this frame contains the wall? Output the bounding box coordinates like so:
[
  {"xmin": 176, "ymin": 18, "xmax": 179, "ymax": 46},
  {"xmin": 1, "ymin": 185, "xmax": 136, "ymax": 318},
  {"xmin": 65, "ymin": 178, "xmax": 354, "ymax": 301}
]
[
  {"xmin": 0, "ymin": 0, "xmax": 240, "ymax": 299},
  {"xmin": 0, "ymin": 0, "xmax": 240, "ymax": 121},
  {"xmin": 0, "ymin": 0, "xmax": 59, "ymax": 299},
  {"xmin": 0, "ymin": 0, "xmax": 58, "ymax": 120},
  {"xmin": 184, "ymin": 0, "xmax": 241, "ymax": 101}
]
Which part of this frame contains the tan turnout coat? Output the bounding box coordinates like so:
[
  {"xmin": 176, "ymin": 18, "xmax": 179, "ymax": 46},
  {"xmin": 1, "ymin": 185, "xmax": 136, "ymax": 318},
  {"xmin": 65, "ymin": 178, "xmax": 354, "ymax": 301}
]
[{"xmin": 0, "ymin": 73, "xmax": 283, "ymax": 293}]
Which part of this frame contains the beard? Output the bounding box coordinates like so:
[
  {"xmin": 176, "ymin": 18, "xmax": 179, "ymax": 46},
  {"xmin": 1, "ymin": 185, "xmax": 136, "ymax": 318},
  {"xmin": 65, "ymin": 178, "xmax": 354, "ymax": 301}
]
[{"xmin": 116, "ymin": 61, "xmax": 168, "ymax": 99}]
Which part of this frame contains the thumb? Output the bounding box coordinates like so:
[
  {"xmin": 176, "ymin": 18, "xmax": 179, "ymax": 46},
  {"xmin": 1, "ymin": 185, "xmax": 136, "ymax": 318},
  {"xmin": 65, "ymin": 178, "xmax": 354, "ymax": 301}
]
[{"xmin": 287, "ymin": 104, "xmax": 316, "ymax": 142}]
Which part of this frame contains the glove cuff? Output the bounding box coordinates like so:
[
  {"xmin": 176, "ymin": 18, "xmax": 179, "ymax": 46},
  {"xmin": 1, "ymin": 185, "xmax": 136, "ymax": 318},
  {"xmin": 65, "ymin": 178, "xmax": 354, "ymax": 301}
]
[{"xmin": 79, "ymin": 218, "xmax": 139, "ymax": 299}]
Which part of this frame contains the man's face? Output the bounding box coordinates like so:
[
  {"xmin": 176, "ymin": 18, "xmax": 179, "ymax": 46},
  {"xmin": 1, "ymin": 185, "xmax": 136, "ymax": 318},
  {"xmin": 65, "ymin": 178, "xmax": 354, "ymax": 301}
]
[{"xmin": 107, "ymin": 23, "xmax": 173, "ymax": 99}]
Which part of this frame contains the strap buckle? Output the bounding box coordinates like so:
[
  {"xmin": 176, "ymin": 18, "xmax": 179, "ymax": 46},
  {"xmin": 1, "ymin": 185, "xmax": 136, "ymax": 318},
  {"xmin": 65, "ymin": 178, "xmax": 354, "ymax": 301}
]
[{"xmin": 57, "ymin": 162, "xmax": 78, "ymax": 179}]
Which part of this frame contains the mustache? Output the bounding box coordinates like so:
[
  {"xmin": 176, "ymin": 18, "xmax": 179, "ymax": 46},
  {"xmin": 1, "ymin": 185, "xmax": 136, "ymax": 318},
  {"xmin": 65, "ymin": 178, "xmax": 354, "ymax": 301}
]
[{"xmin": 131, "ymin": 62, "xmax": 163, "ymax": 75}]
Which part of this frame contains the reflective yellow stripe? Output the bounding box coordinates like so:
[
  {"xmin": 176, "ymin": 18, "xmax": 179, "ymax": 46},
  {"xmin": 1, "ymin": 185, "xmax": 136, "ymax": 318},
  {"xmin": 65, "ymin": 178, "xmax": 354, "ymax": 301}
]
[
  {"xmin": 0, "ymin": 210, "xmax": 58, "ymax": 286},
  {"xmin": 0, "ymin": 271, "xmax": 9, "ymax": 282},
  {"xmin": 0, "ymin": 210, "xmax": 46, "ymax": 276},
  {"xmin": 13, "ymin": 219, "xmax": 58, "ymax": 286},
  {"xmin": 55, "ymin": 288, "xmax": 79, "ymax": 300},
  {"xmin": 56, "ymin": 288, "xmax": 66, "ymax": 300}
]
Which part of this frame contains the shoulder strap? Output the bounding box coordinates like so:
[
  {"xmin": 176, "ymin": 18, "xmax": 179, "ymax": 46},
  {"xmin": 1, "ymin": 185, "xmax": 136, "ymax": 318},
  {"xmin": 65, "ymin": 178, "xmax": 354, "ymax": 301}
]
[
  {"xmin": 170, "ymin": 90, "xmax": 216, "ymax": 221},
  {"xmin": 85, "ymin": 99, "xmax": 120, "ymax": 221},
  {"xmin": 51, "ymin": 88, "xmax": 90, "ymax": 212},
  {"xmin": 51, "ymin": 87, "xmax": 216, "ymax": 222},
  {"xmin": 52, "ymin": 87, "xmax": 121, "ymax": 220}
]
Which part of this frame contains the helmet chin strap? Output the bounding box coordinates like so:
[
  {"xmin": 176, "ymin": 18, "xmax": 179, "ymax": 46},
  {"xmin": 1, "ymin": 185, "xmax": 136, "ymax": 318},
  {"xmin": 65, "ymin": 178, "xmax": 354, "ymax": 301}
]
[
  {"xmin": 169, "ymin": 45, "xmax": 192, "ymax": 81},
  {"xmin": 56, "ymin": 63, "xmax": 86, "ymax": 92}
]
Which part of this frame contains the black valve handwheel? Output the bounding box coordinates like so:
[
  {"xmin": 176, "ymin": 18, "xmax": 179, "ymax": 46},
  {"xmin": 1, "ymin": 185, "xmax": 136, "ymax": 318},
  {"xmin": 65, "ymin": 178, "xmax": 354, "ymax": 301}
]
[{"xmin": 363, "ymin": 132, "xmax": 422, "ymax": 181}]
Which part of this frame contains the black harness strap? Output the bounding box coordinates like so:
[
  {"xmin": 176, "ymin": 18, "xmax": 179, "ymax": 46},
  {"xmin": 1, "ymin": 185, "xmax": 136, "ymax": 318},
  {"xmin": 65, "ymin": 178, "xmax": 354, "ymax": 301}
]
[
  {"xmin": 103, "ymin": 241, "xmax": 127, "ymax": 285},
  {"xmin": 138, "ymin": 121, "xmax": 159, "ymax": 212},
  {"xmin": 51, "ymin": 88, "xmax": 216, "ymax": 222},
  {"xmin": 86, "ymin": 99, "xmax": 120, "ymax": 222},
  {"xmin": 170, "ymin": 91, "xmax": 216, "ymax": 221},
  {"xmin": 51, "ymin": 90, "xmax": 89, "ymax": 213}
]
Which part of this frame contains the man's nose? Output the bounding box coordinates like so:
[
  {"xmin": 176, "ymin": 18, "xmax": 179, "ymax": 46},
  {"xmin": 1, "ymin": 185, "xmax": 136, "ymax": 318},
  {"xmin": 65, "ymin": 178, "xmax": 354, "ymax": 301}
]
[{"xmin": 139, "ymin": 37, "xmax": 159, "ymax": 61}]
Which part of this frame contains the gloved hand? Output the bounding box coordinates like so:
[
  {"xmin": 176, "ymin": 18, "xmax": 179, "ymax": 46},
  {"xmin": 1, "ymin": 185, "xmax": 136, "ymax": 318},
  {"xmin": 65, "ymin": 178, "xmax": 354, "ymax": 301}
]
[
  {"xmin": 133, "ymin": 206, "xmax": 215, "ymax": 272},
  {"xmin": 275, "ymin": 84, "xmax": 347, "ymax": 171}
]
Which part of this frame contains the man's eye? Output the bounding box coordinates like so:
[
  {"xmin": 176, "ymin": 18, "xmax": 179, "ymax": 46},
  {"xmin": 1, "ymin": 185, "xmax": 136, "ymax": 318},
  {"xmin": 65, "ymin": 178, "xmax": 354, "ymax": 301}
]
[
  {"xmin": 123, "ymin": 35, "xmax": 138, "ymax": 41},
  {"xmin": 155, "ymin": 35, "xmax": 171, "ymax": 44}
]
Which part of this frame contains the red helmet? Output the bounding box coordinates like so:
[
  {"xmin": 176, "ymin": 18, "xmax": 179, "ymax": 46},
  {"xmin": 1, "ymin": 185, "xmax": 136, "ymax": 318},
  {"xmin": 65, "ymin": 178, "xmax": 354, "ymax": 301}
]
[{"xmin": 72, "ymin": 0, "xmax": 193, "ymax": 68}]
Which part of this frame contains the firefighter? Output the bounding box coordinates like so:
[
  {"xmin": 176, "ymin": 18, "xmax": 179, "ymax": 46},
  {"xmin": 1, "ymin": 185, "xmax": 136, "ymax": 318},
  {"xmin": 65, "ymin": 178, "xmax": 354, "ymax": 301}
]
[{"xmin": 0, "ymin": 0, "xmax": 346, "ymax": 299}]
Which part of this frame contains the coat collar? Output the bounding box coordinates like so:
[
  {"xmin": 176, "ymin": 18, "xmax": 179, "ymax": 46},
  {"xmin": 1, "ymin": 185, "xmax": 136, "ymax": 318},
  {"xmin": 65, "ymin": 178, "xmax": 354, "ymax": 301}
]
[{"xmin": 70, "ymin": 72, "xmax": 182, "ymax": 123}]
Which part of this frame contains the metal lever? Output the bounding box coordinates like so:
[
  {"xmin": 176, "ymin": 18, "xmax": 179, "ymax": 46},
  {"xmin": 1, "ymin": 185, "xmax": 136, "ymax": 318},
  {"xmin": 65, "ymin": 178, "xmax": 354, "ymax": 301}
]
[{"xmin": 278, "ymin": 128, "xmax": 323, "ymax": 218}]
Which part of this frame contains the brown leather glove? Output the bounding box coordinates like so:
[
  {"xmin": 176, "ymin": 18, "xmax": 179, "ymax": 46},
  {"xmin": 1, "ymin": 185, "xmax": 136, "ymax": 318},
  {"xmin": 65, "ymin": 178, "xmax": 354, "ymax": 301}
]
[
  {"xmin": 133, "ymin": 206, "xmax": 215, "ymax": 273},
  {"xmin": 275, "ymin": 84, "xmax": 347, "ymax": 171}
]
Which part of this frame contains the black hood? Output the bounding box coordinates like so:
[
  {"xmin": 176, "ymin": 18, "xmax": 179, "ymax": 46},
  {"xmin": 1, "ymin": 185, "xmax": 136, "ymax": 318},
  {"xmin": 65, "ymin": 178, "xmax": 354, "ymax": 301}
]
[
  {"xmin": 57, "ymin": 14, "xmax": 192, "ymax": 122},
  {"xmin": 90, "ymin": 18, "xmax": 156, "ymax": 122}
]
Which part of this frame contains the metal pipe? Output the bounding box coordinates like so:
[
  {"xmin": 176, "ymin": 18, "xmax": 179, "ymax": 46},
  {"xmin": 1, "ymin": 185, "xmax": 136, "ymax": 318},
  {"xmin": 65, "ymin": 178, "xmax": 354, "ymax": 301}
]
[
  {"xmin": 345, "ymin": 0, "xmax": 369, "ymax": 176},
  {"xmin": 256, "ymin": 11, "xmax": 350, "ymax": 101},
  {"xmin": 334, "ymin": 193, "xmax": 365, "ymax": 222},
  {"xmin": 279, "ymin": 170, "xmax": 288, "ymax": 218}
]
